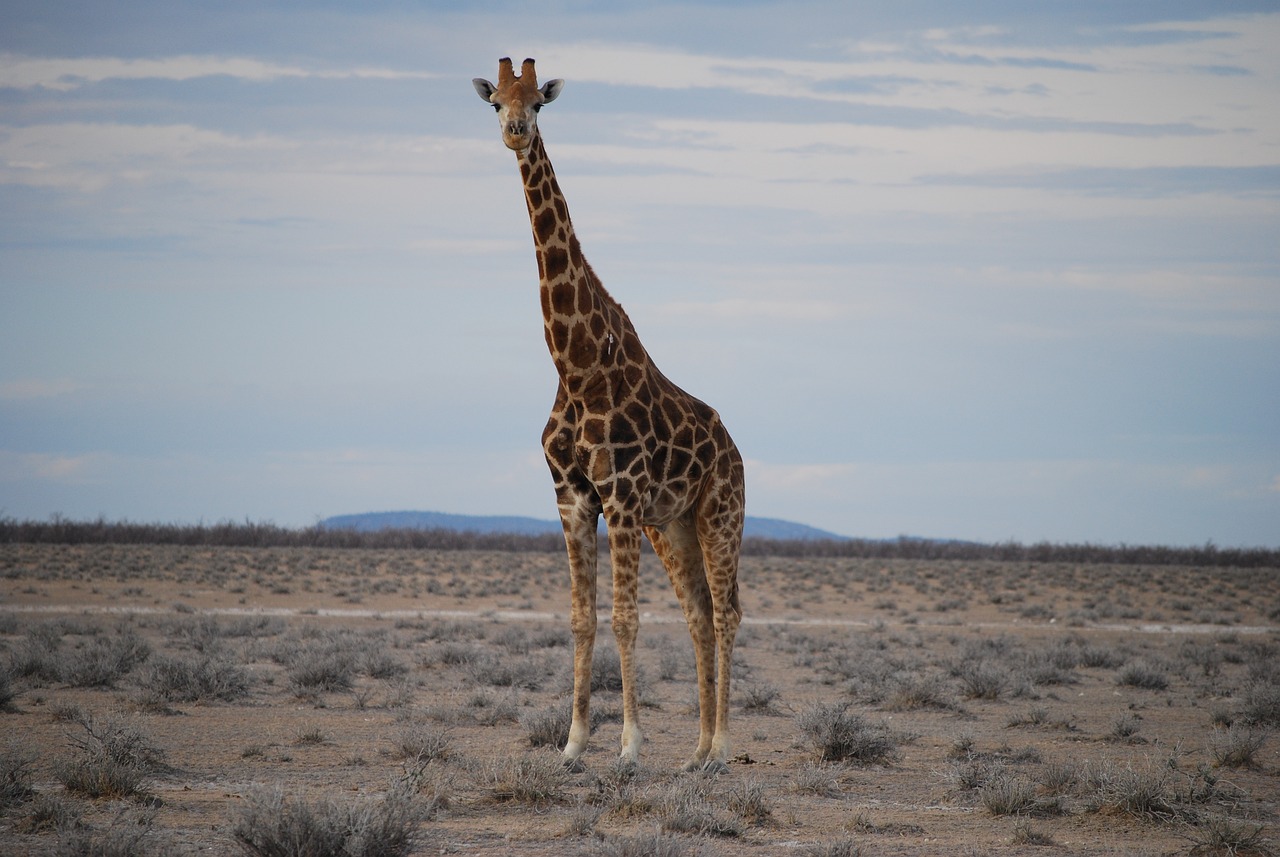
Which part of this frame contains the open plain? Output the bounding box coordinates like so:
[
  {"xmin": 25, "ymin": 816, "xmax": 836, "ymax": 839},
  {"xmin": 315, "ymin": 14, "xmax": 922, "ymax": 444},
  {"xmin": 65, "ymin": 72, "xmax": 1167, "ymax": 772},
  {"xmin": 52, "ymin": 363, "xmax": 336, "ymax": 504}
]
[{"xmin": 1, "ymin": 542, "xmax": 1277, "ymax": 855}]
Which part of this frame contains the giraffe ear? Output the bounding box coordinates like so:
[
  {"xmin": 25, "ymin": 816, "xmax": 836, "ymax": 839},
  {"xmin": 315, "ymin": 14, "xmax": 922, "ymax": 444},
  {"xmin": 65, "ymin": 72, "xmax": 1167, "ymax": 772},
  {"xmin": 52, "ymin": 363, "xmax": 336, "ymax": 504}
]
[
  {"xmin": 540, "ymin": 79, "xmax": 564, "ymax": 104},
  {"xmin": 473, "ymin": 78, "xmax": 497, "ymax": 103}
]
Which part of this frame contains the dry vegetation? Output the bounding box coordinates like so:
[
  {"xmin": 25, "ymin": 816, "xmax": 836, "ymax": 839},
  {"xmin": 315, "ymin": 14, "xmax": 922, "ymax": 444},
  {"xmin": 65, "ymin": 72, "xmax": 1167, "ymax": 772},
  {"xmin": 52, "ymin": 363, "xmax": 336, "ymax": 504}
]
[{"xmin": 0, "ymin": 538, "xmax": 1277, "ymax": 856}]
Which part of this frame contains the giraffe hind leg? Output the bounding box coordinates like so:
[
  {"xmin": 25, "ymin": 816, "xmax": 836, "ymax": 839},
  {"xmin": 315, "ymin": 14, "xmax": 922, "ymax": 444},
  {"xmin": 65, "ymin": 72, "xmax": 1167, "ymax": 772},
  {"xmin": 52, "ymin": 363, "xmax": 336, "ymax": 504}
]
[
  {"xmin": 696, "ymin": 482, "xmax": 744, "ymax": 771},
  {"xmin": 646, "ymin": 517, "xmax": 718, "ymax": 771}
]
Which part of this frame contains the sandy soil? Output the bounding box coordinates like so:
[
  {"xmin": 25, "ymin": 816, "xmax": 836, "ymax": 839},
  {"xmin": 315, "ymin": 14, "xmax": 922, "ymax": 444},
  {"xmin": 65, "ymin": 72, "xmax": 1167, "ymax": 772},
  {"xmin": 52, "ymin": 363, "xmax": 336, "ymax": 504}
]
[{"xmin": 0, "ymin": 543, "xmax": 1277, "ymax": 856}]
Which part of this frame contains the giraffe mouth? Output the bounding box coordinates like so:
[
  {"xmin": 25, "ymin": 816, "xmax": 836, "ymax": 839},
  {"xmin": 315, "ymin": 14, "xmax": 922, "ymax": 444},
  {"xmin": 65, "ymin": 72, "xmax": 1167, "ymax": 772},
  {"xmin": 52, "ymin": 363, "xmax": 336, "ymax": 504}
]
[{"xmin": 503, "ymin": 131, "xmax": 534, "ymax": 152}]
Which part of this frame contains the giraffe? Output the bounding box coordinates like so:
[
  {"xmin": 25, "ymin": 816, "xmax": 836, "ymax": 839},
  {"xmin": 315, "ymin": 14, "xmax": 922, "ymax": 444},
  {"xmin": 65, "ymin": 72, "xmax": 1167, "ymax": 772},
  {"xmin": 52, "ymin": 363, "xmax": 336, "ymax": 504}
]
[{"xmin": 473, "ymin": 58, "xmax": 745, "ymax": 771}]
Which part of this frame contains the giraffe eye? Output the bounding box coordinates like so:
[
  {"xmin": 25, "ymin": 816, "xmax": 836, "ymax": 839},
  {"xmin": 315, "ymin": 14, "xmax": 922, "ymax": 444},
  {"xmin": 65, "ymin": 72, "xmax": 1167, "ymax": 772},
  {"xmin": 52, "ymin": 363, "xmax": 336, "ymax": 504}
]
[
  {"xmin": 533, "ymin": 104, "xmax": 542, "ymax": 113},
  {"xmin": 492, "ymin": 103, "xmax": 501, "ymax": 113}
]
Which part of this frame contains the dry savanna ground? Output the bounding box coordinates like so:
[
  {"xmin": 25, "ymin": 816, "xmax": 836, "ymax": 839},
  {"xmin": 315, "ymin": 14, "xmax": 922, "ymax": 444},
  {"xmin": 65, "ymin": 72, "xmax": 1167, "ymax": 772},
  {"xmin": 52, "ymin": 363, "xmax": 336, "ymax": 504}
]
[{"xmin": 1, "ymin": 543, "xmax": 1278, "ymax": 856}]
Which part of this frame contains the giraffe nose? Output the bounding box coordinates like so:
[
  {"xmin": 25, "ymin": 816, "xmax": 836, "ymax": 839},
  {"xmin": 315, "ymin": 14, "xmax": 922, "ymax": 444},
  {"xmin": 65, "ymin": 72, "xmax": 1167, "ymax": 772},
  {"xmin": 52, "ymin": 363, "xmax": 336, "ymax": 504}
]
[{"xmin": 506, "ymin": 118, "xmax": 529, "ymax": 137}]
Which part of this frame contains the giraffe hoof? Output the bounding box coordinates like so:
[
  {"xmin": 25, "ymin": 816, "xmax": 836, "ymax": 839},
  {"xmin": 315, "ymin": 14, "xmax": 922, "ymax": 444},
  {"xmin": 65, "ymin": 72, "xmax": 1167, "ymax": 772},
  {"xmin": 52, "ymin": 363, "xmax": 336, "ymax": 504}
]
[
  {"xmin": 562, "ymin": 755, "xmax": 586, "ymax": 773},
  {"xmin": 680, "ymin": 754, "xmax": 710, "ymax": 773},
  {"xmin": 701, "ymin": 758, "xmax": 729, "ymax": 776}
]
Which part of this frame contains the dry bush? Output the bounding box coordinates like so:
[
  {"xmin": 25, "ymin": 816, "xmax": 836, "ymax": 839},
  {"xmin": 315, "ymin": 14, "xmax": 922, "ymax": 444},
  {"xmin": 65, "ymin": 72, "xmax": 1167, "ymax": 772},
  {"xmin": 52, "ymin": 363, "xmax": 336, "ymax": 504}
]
[
  {"xmin": 466, "ymin": 652, "xmax": 550, "ymax": 691},
  {"xmin": 0, "ymin": 744, "xmax": 36, "ymax": 809},
  {"xmin": 231, "ymin": 783, "xmax": 423, "ymax": 857},
  {"xmin": 1010, "ymin": 819, "xmax": 1056, "ymax": 846},
  {"xmin": 53, "ymin": 807, "xmax": 161, "ymax": 857},
  {"xmin": 886, "ymin": 673, "xmax": 961, "ymax": 712},
  {"xmin": 724, "ymin": 778, "xmax": 773, "ymax": 826},
  {"xmin": 284, "ymin": 647, "xmax": 357, "ymax": 696},
  {"xmin": 521, "ymin": 703, "xmax": 571, "ymax": 749},
  {"xmin": 482, "ymin": 751, "xmax": 571, "ymax": 808},
  {"xmin": 389, "ymin": 721, "xmax": 451, "ymax": 764},
  {"xmin": 801, "ymin": 839, "xmax": 862, "ymax": 857},
  {"xmin": 656, "ymin": 777, "xmax": 745, "ymax": 839},
  {"xmin": 792, "ymin": 762, "xmax": 842, "ymax": 798},
  {"xmin": 1241, "ymin": 681, "xmax": 1280, "ymax": 726},
  {"xmin": 55, "ymin": 712, "xmax": 165, "ymax": 800},
  {"xmin": 1188, "ymin": 814, "xmax": 1268, "ymax": 856},
  {"xmin": 958, "ymin": 661, "xmax": 1011, "ymax": 700},
  {"xmin": 1082, "ymin": 759, "xmax": 1181, "ymax": 821},
  {"xmin": 588, "ymin": 830, "xmax": 701, "ymax": 857},
  {"xmin": 1037, "ymin": 760, "xmax": 1079, "ymax": 795},
  {"xmin": 980, "ymin": 773, "xmax": 1061, "ymax": 816},
  {"xmin": 135, "ymin": 652, "xmax": 252, "ymax": 703},
  {"xmin": 0, "ymin": 667, "xmax": 15, "ymax": 711},
  {"xmin": 798, "ymin": 702, "xmax": 897, "ymax": 765},
  {"xmin": 16, "ymin": 793, "xmax": 81, "ymax": 835},
  {"xmin": 61, "ymin": 627, "xmax": 152, "ymax": 689},
  {"xmin": 1209, "ymin": 724, "xmax": 1268, "ymax": 769},
  {"xmin": 10, "ymin": 624, "xmax": 68, "ymax": 684},
  {"xmin": 1117, "ymin": 661, "xmax": 1170, "ymax": 691},
  {"xmin": 736, "ymin": 681, "xmax": 782, "ymax": 713}
]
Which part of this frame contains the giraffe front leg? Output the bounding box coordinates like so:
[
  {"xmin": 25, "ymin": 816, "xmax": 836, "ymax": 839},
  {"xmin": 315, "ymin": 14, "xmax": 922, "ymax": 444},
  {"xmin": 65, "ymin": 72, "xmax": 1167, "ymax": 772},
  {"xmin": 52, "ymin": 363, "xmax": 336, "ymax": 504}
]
[
  {"xmin": 557, "ymin": 499, "xmax": 600, "ymax": 767},
  {"xmin": 564, "ymin": 595, "xmax": 596, "ymax": 766},
  {"xmin": 609, "ymin": 519, "xmax": 645, "ymax": 766}
]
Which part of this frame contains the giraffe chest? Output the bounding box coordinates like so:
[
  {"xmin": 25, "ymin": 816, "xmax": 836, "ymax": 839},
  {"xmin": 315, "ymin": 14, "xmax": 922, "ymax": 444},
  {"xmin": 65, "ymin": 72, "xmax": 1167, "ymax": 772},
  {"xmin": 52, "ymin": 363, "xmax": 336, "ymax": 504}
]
[{"xmin": 562, "ymin": 395, "xmax": 714, "ymax": 518}]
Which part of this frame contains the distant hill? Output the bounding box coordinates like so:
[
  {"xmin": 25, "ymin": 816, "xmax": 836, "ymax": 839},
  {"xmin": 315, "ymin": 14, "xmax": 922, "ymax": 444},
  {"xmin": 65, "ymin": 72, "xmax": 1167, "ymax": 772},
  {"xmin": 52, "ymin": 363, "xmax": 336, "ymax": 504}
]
[{"xmin": 319, "ymin": 510, "xmax": 848, "ymax": 542}]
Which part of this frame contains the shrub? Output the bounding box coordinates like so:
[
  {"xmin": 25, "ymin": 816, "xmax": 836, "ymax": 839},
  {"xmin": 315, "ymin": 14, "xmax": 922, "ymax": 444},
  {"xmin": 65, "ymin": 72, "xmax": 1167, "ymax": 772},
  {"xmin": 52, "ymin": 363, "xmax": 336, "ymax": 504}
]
[
  {"xmin": 1037, "ymin": 760, "xmax": 1078, "ymax": 795},
  {"xmin": 55, "ymin": 712, "xmax": 165, "ymax": 800},
  {"xmin": 801, "ymin": 839, "xmax": 861, "ymax": 857},
  {"xmin": 467, "ymin": 652, "xmax": 548, "ymax": 691},
  {"xmin": 0, "ymin": 666, "xmax": 15, "ymax": 711},
  {"xmin": 1076, "ymin": 644, "xmax": 1126, "ymax": 669},
  {"xmin": 1241, "ymin": 681, "xmax": 1280, "ymax": 725},
  {"xmin": 1190, "ymin": 814, "xmax": 1267, "ymax": 855},
  {"xmin": 590, "ymin": 646, "xmax": 624, "ymax": 692},
  {"xmin": 390, "ymin": 722, "xmax": 450, "ymax": 763},
  {"xmin": 359, "ymin": 649, "xmax": 407, "ymax": 680},
  {"xmin": 1110, "ymin": 713, "xmax": 1143, "ymax": 742},
  {"xmin": 16, "ymin": 793, "xmax": 81, "ymax": 835},
  {"xmin": 983, "ymin": 777, "xmax": 1054, "ymax": 818},
  {"xmin": 10, "ymin": 625, "xmax": 66, "ymax": 683},
  {"xmin": 886, "ymin": 674, "xmax": 960, "ymax": 711},
  {"xmin": 1, "ymin": 744, "xmax": 36, "ymax": 809},
  {"xmin": 1082, "ymin": 759, "xmax": 1178, "ymax": 820},
  {"xmin": 736, "ymin": 681, "xmax": 782, "ymax": 713},
  {"xmin": 286, "ymin": 649, "xmax": 356, "ymax": 695},
  {"xmin": 522, "ymin": 704, "xmax": 571, "ymax": 749},
  {"xmin": 1116, "ymin": 662, "xmax": 1169, "ymax": 691},
  {"xmin": 797, "ymin": 702, "xmax": 897, "ymax": 765},
  {"xmin": 53, "ymin": 807, "xmax": 160, "ymax": 857},
  {"xmin": 61, "ymin": 628, "xmax": 152, "ymax": 688},
  {"xmin": 1010, "ymin": 819, "xmax": 1055, "ymax": 846},
  {"xmin": 483, "ymin": 751, "xmax": 571, "ymax": 807},
  {"xmin": 232, "ymin": 783, "xmax": 423, "ymax": 857},
  {"xmin": 657, "ymin": 778, "xmax": 744, "ymax": 839},
  {"xmin": 958, "ymin": 662, "xmax": 1010, "ymax": 700},
  {"xmin": 792, "ymin": 762, "xmax": 841, "ymax": 798},
  {"xmin": 1209, "ymin": 724, "xmax": 1267, "ymax": 769},
  {"xmin": 725, "ymin": 778, "xmax": 773, "ymax": 825},
  {"xmin": 589, "ymin": 831, "xmax": 697, "ymax": 857},
  {"xmin": 135, "ymin": 653, "xmax": 252, "ymax": 703}
]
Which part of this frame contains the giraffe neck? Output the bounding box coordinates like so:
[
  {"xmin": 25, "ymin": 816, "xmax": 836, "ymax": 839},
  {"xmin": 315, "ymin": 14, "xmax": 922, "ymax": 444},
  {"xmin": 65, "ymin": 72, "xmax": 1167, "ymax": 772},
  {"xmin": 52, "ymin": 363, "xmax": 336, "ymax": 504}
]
[{"xmin": 517, "ymin": 133, "xmax": 641, "ymax": 395}]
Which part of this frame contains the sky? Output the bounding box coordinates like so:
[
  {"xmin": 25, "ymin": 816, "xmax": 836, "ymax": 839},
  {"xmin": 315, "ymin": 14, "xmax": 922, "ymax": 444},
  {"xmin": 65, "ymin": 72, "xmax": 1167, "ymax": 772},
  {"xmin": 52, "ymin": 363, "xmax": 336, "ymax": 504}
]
[{"xmin": 1, "ymin": 1, "xmax": 1278, "ymax": 547}]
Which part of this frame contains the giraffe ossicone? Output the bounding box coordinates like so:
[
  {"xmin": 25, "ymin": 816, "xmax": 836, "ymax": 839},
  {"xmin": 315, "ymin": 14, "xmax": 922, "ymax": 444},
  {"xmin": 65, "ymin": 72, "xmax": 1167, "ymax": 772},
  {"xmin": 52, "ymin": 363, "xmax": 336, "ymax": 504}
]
[{"xmin": 474, "ymin": 57, "xmax": 746, "ymax": 772}]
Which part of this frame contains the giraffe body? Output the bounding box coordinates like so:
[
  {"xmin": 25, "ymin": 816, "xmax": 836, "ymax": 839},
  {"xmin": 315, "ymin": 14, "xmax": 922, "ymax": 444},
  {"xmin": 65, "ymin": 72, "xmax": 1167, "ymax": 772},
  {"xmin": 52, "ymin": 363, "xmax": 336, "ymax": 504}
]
[{"xmin": 474, "ymin": 58, "xmax": 745, "ymax": 770}]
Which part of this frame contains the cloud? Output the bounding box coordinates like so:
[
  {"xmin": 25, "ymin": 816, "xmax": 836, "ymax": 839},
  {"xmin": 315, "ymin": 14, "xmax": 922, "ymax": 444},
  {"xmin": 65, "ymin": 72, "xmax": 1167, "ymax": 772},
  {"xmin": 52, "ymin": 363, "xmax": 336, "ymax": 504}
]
[
  {"xmin": 653, "ymin": 298, "xmax": 855, "ymax": 323},
  {"xmin": 0, "ymin": 451, "xmax": 100, "ymax": 483},
  {"xmin": 0, "ymin": 379, "xmax": 78, "ymax": 399},
  {"xmin": 0, "ymin": 53, "xmax": 435, "ymax": 91}
]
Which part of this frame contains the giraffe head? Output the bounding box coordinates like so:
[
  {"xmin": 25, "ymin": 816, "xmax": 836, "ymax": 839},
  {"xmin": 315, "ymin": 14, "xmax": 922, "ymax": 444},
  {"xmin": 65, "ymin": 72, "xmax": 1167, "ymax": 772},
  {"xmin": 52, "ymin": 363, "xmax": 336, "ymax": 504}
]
[{"xmin": 473, "ymin": 57, "xmax": 564, "ymax": 152}]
